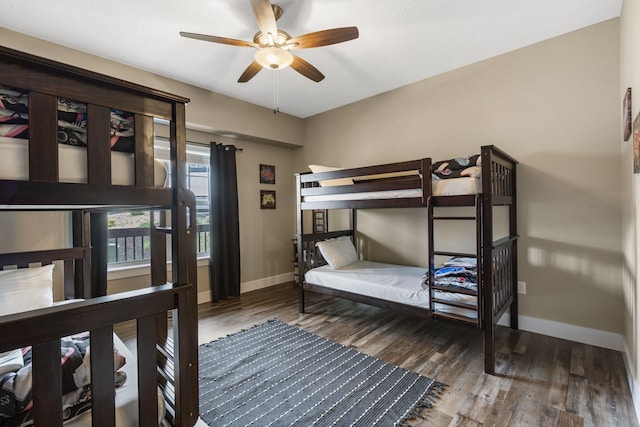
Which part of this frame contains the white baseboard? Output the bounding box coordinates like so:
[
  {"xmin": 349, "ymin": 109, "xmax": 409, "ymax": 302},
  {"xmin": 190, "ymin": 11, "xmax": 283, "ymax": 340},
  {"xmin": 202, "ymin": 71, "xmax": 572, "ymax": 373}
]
[
  {"xmin": 498, "ymin": 311, "xmax": 624, "ymax": 351},
  {"xmin": 241, "ymin": 272, "xmax": 292, "ymax": 293},
  {"xmin": 197, "ymin": 272, "xmax": 292, "ymax": 304},
  {"xmin": 622, "ymin": 339, "xmax": 640, "ymax": 424}
]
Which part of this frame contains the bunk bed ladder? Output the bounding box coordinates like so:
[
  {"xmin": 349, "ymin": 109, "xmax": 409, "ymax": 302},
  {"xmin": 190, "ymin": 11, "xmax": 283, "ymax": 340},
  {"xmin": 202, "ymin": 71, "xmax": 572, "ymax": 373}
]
[{"xmin": 427, "ymin": 194, "xmax": 482, "ymax": 328}]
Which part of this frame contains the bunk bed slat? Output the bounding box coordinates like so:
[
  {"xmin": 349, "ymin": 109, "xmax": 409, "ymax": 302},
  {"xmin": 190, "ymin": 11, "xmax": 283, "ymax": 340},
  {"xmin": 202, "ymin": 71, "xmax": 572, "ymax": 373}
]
[
  {"xmin": 431, "ymin": 297, "xmax": 477, "ymax": 311},
  {"xmin": 137, "ymin": 314, "xmax": 160, "ymax": 424},
  {"xmin": 431, "ymin": 310, "xmax": 478, "ymax": 325},
  {"xmin": 28, "ymin": 92, "xmax": 58, "ymax": 182},
  {"xmin": 431, "ymin": 285, "xmax": 477, "ymax": 296},
  {"xmin": 32, "ymin": 339, "xmax": 64, "ymax": 426},
  {"xmin": 135, "ymin": 114, "xmax": 155, "ymax": 187},
  {"xmin": 63, "ymin": 258, "xmax": 75, "ymax": 299},
  {"xmin": 89, "ymin": 326, "xmax": 116, "ymax": 426},
  {"xmin": 431, "ymin": 195, "xmax": 477, "ymax": 207},
  {"xmin": 433, "ymin": 250, "xmax": 477, "ymax": 258},
  {"xmin": 87, "ymin": 104, "xmax": 112, "ymax": 185}
]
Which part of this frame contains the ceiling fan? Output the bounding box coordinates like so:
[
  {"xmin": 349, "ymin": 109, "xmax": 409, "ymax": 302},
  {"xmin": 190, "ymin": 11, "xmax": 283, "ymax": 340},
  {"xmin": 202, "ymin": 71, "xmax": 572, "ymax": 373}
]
[{"xmin": 180, "ymin": 0, "xmax": 359, "ymax": 83}]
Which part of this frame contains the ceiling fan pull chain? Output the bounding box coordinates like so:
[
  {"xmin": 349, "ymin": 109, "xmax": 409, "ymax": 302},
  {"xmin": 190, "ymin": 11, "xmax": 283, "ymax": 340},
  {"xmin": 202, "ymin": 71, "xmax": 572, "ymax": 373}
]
[{"xmin": 273, "ymin": 70, "xmax": 280, "ymax": 114}]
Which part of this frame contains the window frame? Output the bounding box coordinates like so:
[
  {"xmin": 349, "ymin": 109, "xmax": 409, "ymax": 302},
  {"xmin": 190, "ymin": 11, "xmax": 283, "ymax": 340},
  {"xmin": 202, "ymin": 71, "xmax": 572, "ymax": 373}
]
[{"xmin": 107, "ymin": 139, "xmax": 210, "ymax": 275}]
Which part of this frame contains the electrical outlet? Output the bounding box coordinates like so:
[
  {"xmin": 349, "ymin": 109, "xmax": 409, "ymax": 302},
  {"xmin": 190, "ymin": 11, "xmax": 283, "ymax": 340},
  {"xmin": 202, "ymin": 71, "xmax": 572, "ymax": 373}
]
[{"xmin": 517, "ymin": 281, "xmax": 526, "ymax": 295}]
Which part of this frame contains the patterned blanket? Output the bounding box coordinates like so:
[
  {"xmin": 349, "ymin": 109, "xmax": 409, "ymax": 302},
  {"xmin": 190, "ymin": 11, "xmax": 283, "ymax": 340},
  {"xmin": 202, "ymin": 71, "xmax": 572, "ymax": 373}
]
[
  {"xmin": 0, "ymin": 332, "xmax": 126, "ymax": 427},
  {"xmin": 431, "ymin": 154, "xmax": 481, "ymax": 180},
  {"xmin": 0, "ymin": 86, "xmax": 135, "ymax": 152},
  {"xmin": 421, "ymin": 257, "xmax": 478, "ymax": 292}
]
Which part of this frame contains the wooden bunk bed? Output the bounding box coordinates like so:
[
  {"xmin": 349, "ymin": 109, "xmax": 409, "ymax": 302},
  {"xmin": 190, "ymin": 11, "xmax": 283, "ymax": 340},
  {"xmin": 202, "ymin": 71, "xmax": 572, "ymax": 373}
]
[
  {"xmin": 296, "ymin": 145, "xmax": 518, "ymax": 375},
  {"xmin": 0, "ymin": 46, "xmax": 199, "ymax": 426}
]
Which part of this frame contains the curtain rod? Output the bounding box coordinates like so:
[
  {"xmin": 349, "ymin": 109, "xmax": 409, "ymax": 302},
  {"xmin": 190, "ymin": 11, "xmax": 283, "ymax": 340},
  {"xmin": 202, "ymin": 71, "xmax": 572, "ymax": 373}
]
[{"xmin": 213, "ymin": 142, "xmax": 243, "ymax": 152}]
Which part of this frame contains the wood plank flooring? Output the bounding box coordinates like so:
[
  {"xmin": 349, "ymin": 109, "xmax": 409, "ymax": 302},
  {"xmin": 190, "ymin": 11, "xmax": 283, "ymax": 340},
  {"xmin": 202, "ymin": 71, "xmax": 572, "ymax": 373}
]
[{"xmin": 117, "ymin": 282, "xmax": 638, "ymax": 427}]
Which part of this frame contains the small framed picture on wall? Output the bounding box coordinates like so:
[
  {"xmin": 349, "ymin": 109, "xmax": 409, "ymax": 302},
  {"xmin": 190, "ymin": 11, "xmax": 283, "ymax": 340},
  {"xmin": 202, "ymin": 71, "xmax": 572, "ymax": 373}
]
[
  {"xmin": 624, "ymin": 88, "xmax": 632, "ymax": 141},
  {"xmin": 634, "ymin": 111, "xmax": 640, "ymax": 173},
  {"xmin": 260, "ymin": 190, "xmax": 276, "ymax": 209},
  {"xmin": 260, "ymin": 164, "xmax": 275, "ymax": 184}
]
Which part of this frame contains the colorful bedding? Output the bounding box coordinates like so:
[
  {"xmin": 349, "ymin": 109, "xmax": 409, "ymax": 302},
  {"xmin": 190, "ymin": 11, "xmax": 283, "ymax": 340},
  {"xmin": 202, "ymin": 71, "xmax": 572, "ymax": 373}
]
[
  {"xmin": 421, "ymin": 257, "xmax": 478, "ymax": 292},
  {"xmin": 431, "ymin": 154, "xmax": 481, "ymax": 180},
  {"xmin": 0, "ymin": 332, "xmax": 126, "ymax": 427},
  {"xmin": 0, "ymin": 86, "xmax": 135, "ymax": 152}
]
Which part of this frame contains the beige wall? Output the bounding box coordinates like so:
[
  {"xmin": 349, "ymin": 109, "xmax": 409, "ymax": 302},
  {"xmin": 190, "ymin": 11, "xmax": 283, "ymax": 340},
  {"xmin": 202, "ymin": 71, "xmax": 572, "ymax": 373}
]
[
  {"xmin": 296, "ymin": 19, "xmax": 623, "ymax": 334},
  {"xmin": 621, "ymin": 0, "xmax": 640, "ymax": 399}
]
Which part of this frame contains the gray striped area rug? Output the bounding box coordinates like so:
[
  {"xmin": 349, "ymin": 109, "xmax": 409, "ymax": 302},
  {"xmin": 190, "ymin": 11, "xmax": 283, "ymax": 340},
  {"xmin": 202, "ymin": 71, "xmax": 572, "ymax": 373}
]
[{"xmin": 198, "ymin": 320, "xmax": 445, "ymax": 426}]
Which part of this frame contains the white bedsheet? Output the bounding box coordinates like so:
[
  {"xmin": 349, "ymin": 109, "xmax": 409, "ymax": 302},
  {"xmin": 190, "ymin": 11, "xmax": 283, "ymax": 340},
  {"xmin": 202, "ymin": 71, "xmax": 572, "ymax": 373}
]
[
  {"xmin": 304, "ymin": 260, "xmax": 477, "ymax": 319},
  {"xmin": 0, "ymin": 137, "xmax": 167, "ymax": 187},
  {"xmin": 302, "ymin": 177, "xmax": 481, "ymax": 202}
]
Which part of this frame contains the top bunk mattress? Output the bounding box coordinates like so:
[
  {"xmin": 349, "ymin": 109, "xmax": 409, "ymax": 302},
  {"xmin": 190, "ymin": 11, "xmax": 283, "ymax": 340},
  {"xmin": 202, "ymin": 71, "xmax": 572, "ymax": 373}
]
[
  {"xmin": 303, "ymin": 154, "xmax": 483, "ymax": 202},
  {"xmin": 302, "ymin": 177, "xmax": 481, "ymax": 202},
  {"xmin": 0, "ymin": 137, "xmax": 168, "ymax": 187}
]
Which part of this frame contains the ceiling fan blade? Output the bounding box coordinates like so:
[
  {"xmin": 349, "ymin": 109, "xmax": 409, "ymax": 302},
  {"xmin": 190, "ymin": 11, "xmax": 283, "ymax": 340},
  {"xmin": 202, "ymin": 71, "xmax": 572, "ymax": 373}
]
[
  {"xmin": 290, "ymin": 55, "xmax": 325, "ymax": 82},
  {"xmin": 180, "ymin": 32, "xmax": 258, "ymax": 48},
  {"xmin": 238, "ymin": 61, "xmax": 263, "ymax": 83},
  {"xmin": 285, "ymin": 27, "xmax": 359, "ymax": 50},
  {"xmin": 250, "ymin": 0, "xmax": 278, "ymax": 41}
]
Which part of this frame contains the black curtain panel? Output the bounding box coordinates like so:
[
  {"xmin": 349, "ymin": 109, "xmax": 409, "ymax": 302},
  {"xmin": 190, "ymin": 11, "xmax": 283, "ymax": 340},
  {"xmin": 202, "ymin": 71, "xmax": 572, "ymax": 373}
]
[{"xmin": 209, "ymin": 143, "xmax": 241, "ymax": 301}]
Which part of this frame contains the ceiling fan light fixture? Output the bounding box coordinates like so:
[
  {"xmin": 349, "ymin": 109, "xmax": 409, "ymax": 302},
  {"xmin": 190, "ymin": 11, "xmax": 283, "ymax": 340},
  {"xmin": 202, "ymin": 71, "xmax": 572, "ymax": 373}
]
[{"xmin": 254, "ymin": 46, "xmax": 293, "ymax": 70}]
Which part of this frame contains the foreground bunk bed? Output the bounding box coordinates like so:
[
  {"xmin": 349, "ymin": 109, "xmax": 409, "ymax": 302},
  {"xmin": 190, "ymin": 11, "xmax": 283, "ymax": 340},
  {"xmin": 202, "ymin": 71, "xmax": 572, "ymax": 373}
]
[
  {"xmin": 296, "ymin": 145, "xmax": 518, "ymax": 375},
  {"xmin": 0, "ymin": 46, "xmax": 198, "ymax": 426}
]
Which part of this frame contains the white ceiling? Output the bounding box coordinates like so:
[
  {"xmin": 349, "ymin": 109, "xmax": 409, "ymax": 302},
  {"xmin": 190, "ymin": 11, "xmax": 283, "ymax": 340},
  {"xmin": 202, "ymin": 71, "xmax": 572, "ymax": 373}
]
[{"xmin": 1, "ymin": 0, "xmax": 622, "ymax": 118}]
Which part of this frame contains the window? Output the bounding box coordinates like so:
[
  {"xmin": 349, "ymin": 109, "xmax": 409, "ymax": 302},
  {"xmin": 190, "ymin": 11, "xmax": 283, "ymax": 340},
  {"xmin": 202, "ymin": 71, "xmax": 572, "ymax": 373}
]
[{"xmin": 107, "ymin": 140, "xmax": 210, "ymax": 266}]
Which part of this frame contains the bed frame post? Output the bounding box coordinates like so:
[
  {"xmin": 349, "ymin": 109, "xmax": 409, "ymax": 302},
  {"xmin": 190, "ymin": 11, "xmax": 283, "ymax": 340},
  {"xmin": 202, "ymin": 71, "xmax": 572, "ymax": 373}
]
[
  {"xmin": 71, "ymin": 210, "xmax": 91, "ymax": 299},
  {"xmin": 352, "ymin": 208, "xmax": 357, "ymax": 234},
  {"xmin": 297, "ymin": 174, "xmax": 306, "ymax": 313},
  {"xmin": 481, "ymin": 147, "xmax": 496, "ymax": 375},
  {"xmin": 170, "ymin": 101, "xmax": 199, "ymax": 426},
  {"xmin": 510, "ymin": 162, "xmax": 519, "ymax": 330},
  {"xmin": 90, "ymin": 212, "xmax": 109, "ymax": 297}
]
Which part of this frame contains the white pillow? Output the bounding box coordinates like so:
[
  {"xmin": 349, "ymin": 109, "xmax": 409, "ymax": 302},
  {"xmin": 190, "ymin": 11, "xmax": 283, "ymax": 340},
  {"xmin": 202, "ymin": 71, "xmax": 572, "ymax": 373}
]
[
  {"xmin": 317, "ymin": 236, "xmax": 358, "ymax": 269},
  {"xmin": 0, "ymin": 264, "xmax": 54, "ymax": 316},
  {"xmin": 308, "ymin": 165, "xmax": 354, "ymax": 187}
]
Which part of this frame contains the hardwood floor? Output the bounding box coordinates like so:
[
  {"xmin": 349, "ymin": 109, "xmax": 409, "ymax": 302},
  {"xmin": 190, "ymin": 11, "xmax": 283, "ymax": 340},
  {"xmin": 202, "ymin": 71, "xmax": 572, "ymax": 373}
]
[{"xmin": 118, "ymin": 282, "xmax": 639, "ymax": 426}]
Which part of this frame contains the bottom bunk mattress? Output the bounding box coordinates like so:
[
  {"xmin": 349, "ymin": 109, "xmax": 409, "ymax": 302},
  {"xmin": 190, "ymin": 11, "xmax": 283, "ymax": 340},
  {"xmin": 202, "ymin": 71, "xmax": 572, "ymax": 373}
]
[
  {"xmin": 66, "ymin": 333, "xmax": 166, "ymax": 427},
  {"xmin": 0, "ymin": 333, "xmax": 165, "ymax": 427},
  {"xmin": 304, "ymin": 260, "xmax": 478, "ymax": 319}
]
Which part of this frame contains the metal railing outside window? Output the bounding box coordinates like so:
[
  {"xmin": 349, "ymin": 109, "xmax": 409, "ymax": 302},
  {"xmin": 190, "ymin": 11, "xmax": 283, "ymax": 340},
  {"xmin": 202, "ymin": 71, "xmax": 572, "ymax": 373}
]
[{"xmin": 107, "ymin": 224, "xmax": 210, "ymax": 263}]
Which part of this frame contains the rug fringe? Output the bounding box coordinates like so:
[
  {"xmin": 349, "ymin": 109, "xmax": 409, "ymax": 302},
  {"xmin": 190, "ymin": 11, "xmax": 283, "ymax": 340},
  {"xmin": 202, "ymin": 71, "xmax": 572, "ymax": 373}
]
[{"xmin": 396, "ymin": 380, "xmax": 447, "ymax": 426}]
